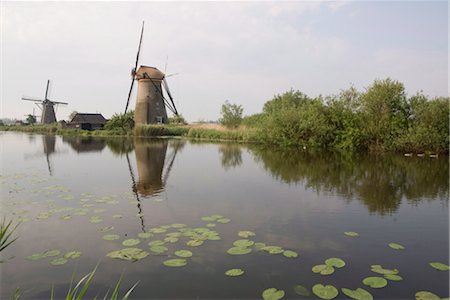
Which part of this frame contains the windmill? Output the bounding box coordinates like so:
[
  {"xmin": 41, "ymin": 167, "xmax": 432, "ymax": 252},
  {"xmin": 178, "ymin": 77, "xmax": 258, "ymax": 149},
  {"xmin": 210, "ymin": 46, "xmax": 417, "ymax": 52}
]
[
  {"xmin": 21, "ymin": 80, "xmax": 68, "ymax": 124},
  {"xmin": 124, "ymin": 21, "xmax": 179, "ymax": 124}
]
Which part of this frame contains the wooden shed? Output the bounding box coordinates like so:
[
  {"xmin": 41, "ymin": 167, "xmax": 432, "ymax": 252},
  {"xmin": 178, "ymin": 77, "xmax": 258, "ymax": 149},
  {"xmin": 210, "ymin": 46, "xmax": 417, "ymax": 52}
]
[{"xmin": 69, "ymin": 113, "xmax": 107, "ymax": 130}]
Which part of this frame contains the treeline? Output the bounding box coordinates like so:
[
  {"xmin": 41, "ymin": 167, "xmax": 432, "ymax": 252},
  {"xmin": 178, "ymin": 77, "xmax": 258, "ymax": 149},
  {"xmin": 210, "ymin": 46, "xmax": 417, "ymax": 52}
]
[{"xmin": 242, "ymin": 78, "xmax": 448, "ymax": 153}]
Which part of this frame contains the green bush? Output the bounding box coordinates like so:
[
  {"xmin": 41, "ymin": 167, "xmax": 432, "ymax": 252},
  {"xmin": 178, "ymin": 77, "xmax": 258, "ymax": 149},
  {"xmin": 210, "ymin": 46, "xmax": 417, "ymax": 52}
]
[
  {"xmin": 104, "ymin": 111, "xmax": 135, "ymax": 132},
  {"xmin": 219, "ymin": 101, "xmax": 243, "ymax": 129}
]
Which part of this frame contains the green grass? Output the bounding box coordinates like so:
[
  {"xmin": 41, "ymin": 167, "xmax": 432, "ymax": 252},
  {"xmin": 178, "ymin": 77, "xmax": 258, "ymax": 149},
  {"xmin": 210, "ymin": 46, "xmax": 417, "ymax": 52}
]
[{"xmin": 0, "ymin": 218, "xmax": 18, "ymax": 253}]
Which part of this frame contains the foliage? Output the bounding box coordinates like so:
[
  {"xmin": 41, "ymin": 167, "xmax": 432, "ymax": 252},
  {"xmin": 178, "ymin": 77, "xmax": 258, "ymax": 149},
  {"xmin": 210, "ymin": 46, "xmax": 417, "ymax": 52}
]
[
  {"xmin": 105, "ymin": 111, "xmax": 135, "ymax": 132},
  {"xmin": 134, "ymin": 124, "xmax": 190, "ymax": 137},
  {"xmin": 219, "ymin": 101, "xmax": 243, "ymax": 129},
  {"xmin": 169, "ymin": 114, "xmax": 188, "ymax": 125},
  {"xmin": 0, "ymin": 218, "xmax": 19, "ymax": 253},
  {"xmin": 26, "ymin": 114, "xmax": 37, "ymax": 125}
]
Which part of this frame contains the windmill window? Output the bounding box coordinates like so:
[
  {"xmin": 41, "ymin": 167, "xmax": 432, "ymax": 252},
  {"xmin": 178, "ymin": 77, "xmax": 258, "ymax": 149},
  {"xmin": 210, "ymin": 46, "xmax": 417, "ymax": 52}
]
[{"xmin": 156, "ymin": 116, "xmax": 163, "ymax": 124}]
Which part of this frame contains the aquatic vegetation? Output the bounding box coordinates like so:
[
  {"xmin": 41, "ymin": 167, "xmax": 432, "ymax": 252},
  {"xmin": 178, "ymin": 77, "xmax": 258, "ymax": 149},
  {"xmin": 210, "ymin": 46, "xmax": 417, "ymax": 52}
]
[
  {"xmin": 282, "ymin": 250, "xmax": 298, "ymax": 258},
  {"xmin": 163, "ymin": 258, "xmax": 187, "ymax": 267},
  {"xmin": 187, "ymin": 240, "xmax": 204, "ymax": 247},
  {"xmin": 43, "ymin": 250, "xmax": 61, "ymax": 257},
  {"xmin": 262, "ymin": 288, "xmax": 285, "ymax": 300},
  {"xmin": 312, "ymin": 264, "xmax": 335, "ymax": 275},
  {"xmin": 149, "ymin": 245, "xmax": 168, "ymax": 254},
  {"xmin": 293, "ymin": 285, "xmax": 310, "ymax": 296},
  {"xmin": 341, "ymin": 287, "xmax": 373, "ymax": 300},
  {"xmin": 254, "ymin": 242, "xmax": 266, "ymax": 251},
  {"xmin": 216, "ymin": 218, "xmax": 231, "ymax": 224},
  {"xmin": 371, "ymin": 265, "xmax": 399, "ymax": 275},
  {"xmin": 238, "ymin": 230, "xmax": 256, "ymax": 238},
  {"xmin": 0, "ymin": 218, "xmax": 19, "ymax": 253},
  {"xmin": 64, "ymin": 251, "xmax": 82, "ymax": 259},
  {"xmin": 89, "ymin": 216, "xmax": 103, "ymax": 224},
  {"xmin": 99, "ymin": 226, "xmax": 114, "ymax": 232},
  {"xmin": 388, "ymin": 243, "xmax": 405, "ymax": 250},
  {"xmin": 106, "ymin": 248, "xmax": 149, "ymax": 261},
  {"xmin": 384, "ymin": 274, "xmax": 402, "ymax": 281},
  {"xmin": 174, "ymin": 250, "xmax": 193, "ymax": 258},
  {"xmin": 50, "ymin": 257, "xmax": 68, "ymax": 266},
  {"xmin": 233, "ymin": 239, "xmax": 254, "ymax": 247},
  {"xmin": 415, "ymin": 291, "xmax": 441, "ymax": 300},
  {"xmin": 224, "ymin": 268, "xmax": 244, "ymax": 276},
  {"xmin": 122, "ymin": 239, "xmax": 140, "ymax": 246},
  {"xmin": 227, "ymin": 247, "xmax": 252, "ymax": 255},
  {"xmin": 362, "ymin": 277, "xmax": 388, "ymax": 289},
  {"xmin": 344, "ymin": 231, "xmax": 359, "ymax": 237},
  {"xmin": 103, "ymin": 234, "xmax": 120, "ymax": 241},
  {"xmin": 325, "ymin": 257, "xmax": 346, "ymax": 268},
  {"xmin": 312, "ymin": 284, "xmax": 339, "ymax": 299},
  {"xmin": 429, "ymin": 262, "xmax": 449, "ymax": 271},
  {"xmin": 148, "ymin": 240, "xmax": 165, "ymax": 247},
  {"xmin": 137, "ymin": 232, "xmax": 153, "ymax": 239},
  {"xmin": 261, "ymin": 245, "xmax": 284, "ymax": 254}
]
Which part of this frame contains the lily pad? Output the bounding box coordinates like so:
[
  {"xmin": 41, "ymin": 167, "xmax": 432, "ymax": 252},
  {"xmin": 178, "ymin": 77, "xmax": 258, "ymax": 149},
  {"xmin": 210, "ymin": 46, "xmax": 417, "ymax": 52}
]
[
  {"xmin": 148, "ymin": 240, "xmax": 165, "ymax": 247},
  {"xmin": 174, "ymin": 250, "xmax": 193, "ymax": 258},
  {"xmin": 106, "ymin": 248, "xmax": 149, "ymax": 261},
  {"xmin": 262, "ymin": 246, "xmax": 284, "ymax": 254},
  {"xmin": 187, "ymin": 240, "xmax": 204, "ymax": 247},
  {"xmin": 206, "ymin": 223, "xmax": 216, "ymax": 228},
  {"xmin": 325, "ymin": 257, "xmax": 346, "ymax": 268},
  {"xmin": 415, "ymin": 291, "xmax": 441, "ymax": 300},
  {"xmin": 388, "ymin": 243, "xmax": 405, "ymax": 250},
  {"xmin": 238, "ymin": 231, "xmax": 256, "ymax": 238},
  {"xmin": 201, "ymin": 216, "xmax": 216, "ymax": 222},
  {"xmin": 122, "ymin": 239, "xmax": 140, "ymax": 246},
  {"xmin": 43, "ymin": 250, "xmax": 61, "ymax": 257},
  {"xmin": 217, "ymin": 218, "xmax": 231, "ymax": 224},
  {"xmin": 64, "ymin": 251, "xmax": 82, "ymax": 259},
  {"xmin": 227, "ymin": 247, "xmax": 252, "ymax": 255},
  {"xmin": 371, "ymin": 265, "xmax": 399, "ymax": 275},
  {"xmin": 341, "ymin": 288, "xmax": 373, "ymax": 300},
  {"xmin": 293, "ymin": 285, "xmax": 310, "ymax": 297},
  {"xmin": 233, "ymin": 239, "xmax": 254, "ymax": 247},
  {"xmin": 312, "ymin": 264, "xmax": 335, "ymax": 275},
  {"xmin": 262, "ymin": 288, "xmax": 285, "ymax": 300},
  {"xmin": 103, "ymin": 234, "xmax": 120, "ymax": 241},
  {"xmin": 138, "ymin": 232, "xmax": 153, "ymax": 239},
  {"xmin": 89, "ymin": 216, "xmax": 103, "ymax": 224},
  {"xmin": 429, "ymin": 262, "xmax": 450, "ymax": 271},
  {"xmin": 362, "ymin": 277, "xmax": 388, "ymax": 289},
  {"xmin": 225, "ymin": 268, "xmax": 244, "ymax": 276},
  {"xmin": 312, "ymin": 284, "xmax": 339, "ymax": 299},
  {"xmin": 283, "ymin": 250, "xmax": 298, "ymax": 258},
  {"xmin": 384, "ymin": 274, "xmax": 403, "ymax": 281},
  {"xmin": 344, "ymin": 231, "xmax": 359, "ymax": 237},
  {"xmin": 50, "ymin": 258, "xmax": 68, "ymax": 266},
  {"xmin": 149, "ymin": 246, "xmax": 168, "ymax": 254},
  {"xmin": 163, "ymin": 258, "xmax": 187, "ymax": 267},
  {"xmin": 254, "ymin": 242, "xmax": 266, "ymax": 251},
  {"xmin": 26, "ymin": 253, "xmax": 45, "ymax": 261}
]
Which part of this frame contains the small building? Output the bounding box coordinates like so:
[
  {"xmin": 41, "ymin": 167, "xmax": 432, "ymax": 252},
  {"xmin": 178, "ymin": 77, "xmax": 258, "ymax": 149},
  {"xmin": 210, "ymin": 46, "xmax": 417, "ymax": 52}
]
[{"xmin": 69, "ymin": 113, "xmax": 107, "ymax": 130}]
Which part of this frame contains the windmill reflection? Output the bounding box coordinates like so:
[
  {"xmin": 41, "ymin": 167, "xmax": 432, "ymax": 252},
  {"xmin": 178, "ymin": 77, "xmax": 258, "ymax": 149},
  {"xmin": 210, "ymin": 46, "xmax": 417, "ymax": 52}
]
[{"xmin": 24, "ymin": 135, "xmax": 60, "ymax": 176}]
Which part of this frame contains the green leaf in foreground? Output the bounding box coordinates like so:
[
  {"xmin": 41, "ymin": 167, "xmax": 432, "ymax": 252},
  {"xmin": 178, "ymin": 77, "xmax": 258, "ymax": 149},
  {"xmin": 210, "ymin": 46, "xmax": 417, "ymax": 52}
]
[
  {"xmin": 325, "ymin": 257, "xmax": 346, "ymax": 268},
  {"xmin": 122, "ymin": 239, "xmax": 140, "ymax": 246},
  {"xmin": 344, "ymin": 231, "xmax": 359, "ymax": 237},
  {"xmin": 283, "ymin": 250, "xmax": 298, "ymax": 258},
  {"xmin": 227, "ymin": 247, "xmax": 252, "ymax": 255},
  {"xmin": 293, "ymin": 285, "xmax": 310, "ymax": 297},
  {"xmin": 103, "ymin": 234, "xmax": 120, "ymax": 241},
  {"xmin": 163, "ymin": 258, "xmax": 187, "ymax": 267},
  {"xmin": 362, "ymin": 277, "xmax": 388, "ymax": 289},
  {"xmin": 384, "ymin": 274, "xmax": 402, "ymax": 281},
  {"xmin": 225, "ymin": 268, "xmax": 244, "ymax": 276},
  {"xmin": 50, "ymin": 258, "xmax": 68, "ymax": 266},
  {"xmin": 174, "ymin": 250, "xmax": 193, "ymax": 258},
  {"xmin": 106, "ymin": 248, "xmax": 149, "ymax": 261},
  {"xmin": 388, "ymin": 243, "xmax": 405, "ymax": 250},
  {"xmin": 429, "ymin": 262, "xmax": 450, "ymax": 271},
  {"xmin": 262, "ymin": 288, "xmax": 285, "ymax": 300},
  {"xmin": 64, "ymin": 251, "xmax": 82, "ymax": 259},
  {"xmin": 312, "ymin": 284, "xmax": 339, "ymax": 299},
  {"xmin": 415, "ymin": 291, "xmax": 441, "ymax": 300},
  {"xmin": 341, "ymin": 288, "xmax": 373, "ymax": 300}
]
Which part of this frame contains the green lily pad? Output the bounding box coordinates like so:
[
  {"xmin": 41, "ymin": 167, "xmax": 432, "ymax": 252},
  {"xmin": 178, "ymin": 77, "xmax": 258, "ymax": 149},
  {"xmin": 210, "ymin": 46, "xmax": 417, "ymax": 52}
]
[
  {"xmin": 148, "ymin": 240, "xmax": 165, "ymax": 247},
  {"xmin": 388, "ymin": 243, "xmax": 405, "ymax": 250},
  {"xmin": 211, "ymin": 214, "xmax": 223, "ymax": 219},
  {"xmin": 103, "ymin": 234, "xmax": 120, "ymax": 241},
  {"xmin": 262, "ymin": 288, "xmax": 285, "ymax": 300},
  {"xmin": 174, "ymin": 250, "xmax": 193, "ymax": 258},
  {"xmin": 138, "ymin": 232, "xmax": 153, "ymax": 239},
  {"xmin": 415, "ymin": 291, "xmax": 441, "ymax": 300},
  {"xmin": 122, "ymin": 239, "xmax": 140, "ymax": 246},
  {"xmin": 371, "ymin": 265, "xmax": 399, "ymax": 275},
  {"xmin": 362, "ymin": 277, "xmax": 388, "ymax": 289},
  {"xmin": 238, "ymin": 231, "xmax": 256, "ymax": 238},
  {"xmin": 64, "ymin": 251, "xmax": 82, "ymax": 259},
  {"xmin": 206, "ymin": 223, "xmax": 216, "ymax": 228},
  {"xmin": 384, "ymin": 274, "xmax": 403, "ymax": 281},
  {"xmin": 89, "ymin": 216, "xmax": 103, "ymax": 224},
  {"xmin": 50, "ymin": 258, "xmax": 68, "ymax": 266},
  {"xmin": 293, "ymin": 285, "xmax": 310, "ymax": 297},
  {"xmin": 149, "ymin": 245, "xmax": 168, "ymax": 254},
  {"xmin": 99, "ymin": 226, "xmax": 114, "ymax": 232},
  {"xmin": 325, "ymin": 257, "xmax": 346, "ymax": 268},
  {"xmin": 43, "ymin": 250, "xmax": 60, "ymax": 257},
  {"xmin": 312, "ymin": 284, "xmax": 339, "ymax": 299},
  {"xmin": 344, "ymin": 231, "xmax": 359, "ymax": 237},
  {"xmin": 254, "ymin": 242, "xmax": 266, "ymax": 251},
  {"xmin": 312, "ymin": 264, "xmax": 335, "ymax": 275},
  {"xmin": 341, "ymin": 288, "xmax": 373, "ymax": 300},
  {"xmin": 187, "ymin": 240, "xmax": 204, "ymax": 247},
  {"xmin": 262, "ymin": 246, "xmax": 284, "ymax": 254},
  {"xmin": 217, "ymin": 218, "xmax": 231, "ymax": 224},
  {"xmin": 149, "ymin": 228, "xmax": 167, "ymax": 234},
  {"xmin": 164, "ymin": 236, "xmax": 179, "ymax": 243},
  {"xmin": 233, "ymin": 239, "xmax": 254, "ymax": 247},
  {"xmin": 225, "ymin": 268, "xmax": 244, "ymax": 276},
  {"xmin": 26, "ymin": 253, "xmax": 45, "ymax": 261},
  {"xmin": 227, "ymin": 247, "xmax": 252, "ymax": 255},
  {"xmin": 283, "ymin": 250, "xmax": 298, "ymax": 258},
  {"xmin": 163, "ymin": 258, "xmax": 187, "ymax": 267},
  {"xmin": 106, "ymin": 248, "xmax": 149, "ymax": 261},
  {"xmin": 429, "ymin": 262, "xmax": 450, "ymax": 271},
  {"xmin": 201, "ymin": 216, "xmax": 216, "ymax": 222}
]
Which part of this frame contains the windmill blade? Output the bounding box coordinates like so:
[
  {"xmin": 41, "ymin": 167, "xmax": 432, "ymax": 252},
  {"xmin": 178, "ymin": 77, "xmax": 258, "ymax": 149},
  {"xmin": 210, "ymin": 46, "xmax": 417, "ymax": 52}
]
[
  {"xmin": 165, "ymin": 73, "xmax": 179, "ymax": 78},
  {"xmin": 45, "ymin": 80, "xmax": 50, "ymax": 99},
  {"xmin": 22, "ymin": 97, "xmax": 44, "ymax": 102},
  {"xmin": 50, "ymin": 100, "xmax": 69, "ymax": 105},
  {"xmin": 162, "ymin": 78, "xmax": 178, "ymax": 116},
  {"xmin": 124, "ymin": 21, "xmax": 145, "ymax": 114}
]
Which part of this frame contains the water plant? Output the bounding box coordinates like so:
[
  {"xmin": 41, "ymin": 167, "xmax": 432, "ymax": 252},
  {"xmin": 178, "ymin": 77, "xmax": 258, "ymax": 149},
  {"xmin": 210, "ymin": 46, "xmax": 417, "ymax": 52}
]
[
  {"xmin": 224, "ymin": 269, "xmax": 244, "ymax": 276},
  {"xmin": 262, "ymin": 288, "xmax": 285, "ymax": 300},
  {"xmin": 429, "ymin": 262, "xmax": 449, "ymax": 271},
  {"xmin": 341, "ymin": 287, "xmax": 373, "ymax": 300},
  {"xmin": 312, "ymin": 284, "xmax": 339, "ymax": 299},
  {"xmin": 0, "ymin": 218, "xmax": 19, "ymax": 253}
]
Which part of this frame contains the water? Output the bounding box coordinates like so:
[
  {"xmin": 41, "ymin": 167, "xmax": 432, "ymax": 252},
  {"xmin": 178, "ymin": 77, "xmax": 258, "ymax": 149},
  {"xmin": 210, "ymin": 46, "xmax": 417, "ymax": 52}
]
[{"xmin": 0, "ymin": 132, "xmax": 448, "ymax": 299}]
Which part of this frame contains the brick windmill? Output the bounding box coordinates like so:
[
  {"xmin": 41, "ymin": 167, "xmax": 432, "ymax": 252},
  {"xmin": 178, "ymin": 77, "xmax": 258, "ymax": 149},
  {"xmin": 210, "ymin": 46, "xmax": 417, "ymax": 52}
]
[
  {"xmin": 124, "ymin": 21, "xmax": 179, "ymax": 125},
  {"xmin": 21, "ymin": 80, "xmax": 68, "ymax": 124}
]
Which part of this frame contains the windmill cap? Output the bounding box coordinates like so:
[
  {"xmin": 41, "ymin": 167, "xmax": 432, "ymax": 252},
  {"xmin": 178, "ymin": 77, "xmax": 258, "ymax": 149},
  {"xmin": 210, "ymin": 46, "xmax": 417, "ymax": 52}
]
[{"xmin": 136, "ymin": 65, "xmax": 165, "ymax": 80}]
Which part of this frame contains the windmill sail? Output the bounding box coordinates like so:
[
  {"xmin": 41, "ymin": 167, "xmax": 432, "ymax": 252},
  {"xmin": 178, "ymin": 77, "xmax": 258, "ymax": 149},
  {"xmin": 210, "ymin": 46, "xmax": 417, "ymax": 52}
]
[{"xmin": 125, "ymin": 21, "xmax": 145, "ymax": 114}]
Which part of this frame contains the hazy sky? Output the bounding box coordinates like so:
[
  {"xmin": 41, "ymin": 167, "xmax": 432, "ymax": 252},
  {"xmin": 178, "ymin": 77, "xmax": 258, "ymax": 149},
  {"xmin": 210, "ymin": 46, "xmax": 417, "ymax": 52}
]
[{"xmin": 1, "ymin": 1, "xmax": 448, "ymax": 122}]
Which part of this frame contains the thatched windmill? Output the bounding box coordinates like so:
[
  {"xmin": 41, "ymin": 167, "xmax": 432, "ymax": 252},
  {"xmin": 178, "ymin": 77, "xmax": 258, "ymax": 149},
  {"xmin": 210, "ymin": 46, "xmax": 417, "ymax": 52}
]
[
  {"xmin": 21, "ymin": 80, "xmax": 68, "ymax": 124},
  {"xmin": 124, "ymin": 21, "xmax": 179, "ymax": 124}
]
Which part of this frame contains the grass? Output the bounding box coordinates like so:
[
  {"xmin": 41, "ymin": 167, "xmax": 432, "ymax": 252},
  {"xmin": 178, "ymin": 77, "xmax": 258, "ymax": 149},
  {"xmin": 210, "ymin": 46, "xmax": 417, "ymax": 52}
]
[{"xmin": 0, "ymin": 218, "xmax": 19, "ymax": 253}]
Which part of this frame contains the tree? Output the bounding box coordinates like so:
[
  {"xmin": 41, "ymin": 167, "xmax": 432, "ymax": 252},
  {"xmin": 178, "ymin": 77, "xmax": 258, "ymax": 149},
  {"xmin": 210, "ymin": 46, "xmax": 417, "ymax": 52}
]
[
  {"xmin": 104, "ymin": 111, "xmax": 135, "ymax": 131},
  {"xmin": 169, "ymin": 114, "xmax": 187, "ymax": 125},
  {"xmin": 219, "ymin": 101, "xmax": 243, "ymax": 129},
  {"xmin": 26, "ymin": 114, "xmax": 37, "ymax": 125}
]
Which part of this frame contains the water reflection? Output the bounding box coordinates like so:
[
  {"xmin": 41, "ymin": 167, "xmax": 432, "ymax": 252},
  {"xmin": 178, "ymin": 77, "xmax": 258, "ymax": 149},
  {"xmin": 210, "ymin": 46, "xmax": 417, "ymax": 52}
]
[
  {"xmin": 24, "ymin": 135, "xmax": 57, "ymax": 175},
  {"xmin": 218, "ymin": 144, "xmax": 242, "ymax": 170},
  {"xmin": 62, "ymin": 136, "xmax": 106, "ymax": 153},
  {"xmin": 248, "ymin": 146, "xmax": 449, "ymax": 215}
]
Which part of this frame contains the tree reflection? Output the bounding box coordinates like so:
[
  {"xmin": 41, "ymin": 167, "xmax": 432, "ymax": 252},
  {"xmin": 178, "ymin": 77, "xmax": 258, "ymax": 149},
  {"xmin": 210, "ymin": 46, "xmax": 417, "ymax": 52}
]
[
  {"xmin": 248, "ymin": 146, "xmax": 448, "ymax": 215},
  {"xmin": 218, "ymin": 144, "xmax": 242, "ymax": 170}
]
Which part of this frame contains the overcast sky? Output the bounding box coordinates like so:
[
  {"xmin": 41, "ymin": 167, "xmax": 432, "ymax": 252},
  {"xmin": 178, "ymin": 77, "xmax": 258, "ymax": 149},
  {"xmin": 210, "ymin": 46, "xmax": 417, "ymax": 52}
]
[{"xmin": 1, "ymin": 1, "xmax": 448, "ymax": 122}]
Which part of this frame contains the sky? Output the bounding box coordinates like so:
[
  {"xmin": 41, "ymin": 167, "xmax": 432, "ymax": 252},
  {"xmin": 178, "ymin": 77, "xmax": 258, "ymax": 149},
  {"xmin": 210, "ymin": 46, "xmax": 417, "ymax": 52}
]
[{"xmin": 1, "ymin": 1, "xmax": 448, "ymax": 122}]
